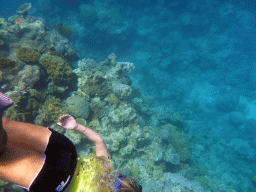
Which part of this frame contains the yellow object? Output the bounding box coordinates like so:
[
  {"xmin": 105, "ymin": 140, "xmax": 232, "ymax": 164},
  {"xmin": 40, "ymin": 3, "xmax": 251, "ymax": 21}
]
[{"xmin": 69, "ymin": 156, "xmax": 111, "ymax": 192}]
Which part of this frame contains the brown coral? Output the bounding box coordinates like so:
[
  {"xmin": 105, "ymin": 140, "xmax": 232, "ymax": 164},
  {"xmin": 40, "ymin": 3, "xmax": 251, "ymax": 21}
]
[
  {"xmin": 16, "ymin": 47, "xmax": 41, "ymax": 64},
  {"xmin": 0, "ymin": 56, "xmax": 17, "ymax": 71},
  {"xmin": 52, "ymin": 23, "xmax": 74, "ymax": 38},
  {"xmin": 39, "ymin": 54, "xmax": 73, "ymax": 84}
]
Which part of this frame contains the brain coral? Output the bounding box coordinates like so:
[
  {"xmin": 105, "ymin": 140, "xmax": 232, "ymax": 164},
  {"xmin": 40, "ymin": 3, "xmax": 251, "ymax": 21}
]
[
  {"xmin": 39, "ymin": 54, "xmax": 73, "ymax": 84},
  {"xmin": 65, "ymin": 95, "xmax": 90, "ymax": 119},
  {"xmin": 16, "ymin": 47, "xmax": 41, "ymax": 64}
]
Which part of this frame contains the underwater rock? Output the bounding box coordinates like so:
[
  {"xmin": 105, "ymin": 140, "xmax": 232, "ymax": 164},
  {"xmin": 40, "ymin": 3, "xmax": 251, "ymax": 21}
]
[{"xmin": 65, "ymin": 95, "xmax": 90, "ymax": 119}]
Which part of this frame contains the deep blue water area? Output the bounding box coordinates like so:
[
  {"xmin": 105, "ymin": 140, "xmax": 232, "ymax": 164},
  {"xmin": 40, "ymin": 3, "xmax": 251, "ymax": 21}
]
[{"xmin": 3, "ymin": 0, "xmax": 256, "ymax": 191}]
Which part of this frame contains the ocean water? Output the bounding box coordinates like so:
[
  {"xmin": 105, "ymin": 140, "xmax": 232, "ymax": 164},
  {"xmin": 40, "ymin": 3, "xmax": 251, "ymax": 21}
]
[{"xmin": 2, "ymin": 0, "xmax": 256, "ymax": 191}]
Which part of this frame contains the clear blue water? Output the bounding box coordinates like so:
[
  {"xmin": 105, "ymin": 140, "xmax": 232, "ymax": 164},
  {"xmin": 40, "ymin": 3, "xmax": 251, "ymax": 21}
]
[{"xmin": 2, "ymin": 0, "xmax": 256, "ymax": 191}]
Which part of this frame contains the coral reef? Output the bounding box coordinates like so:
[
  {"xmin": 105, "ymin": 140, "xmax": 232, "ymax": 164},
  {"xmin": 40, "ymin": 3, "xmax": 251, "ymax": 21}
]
[
  {"xmin": 65, "ymin": 95, "xmax": 90, "ymax": 119},
  {"xmin": 114, "ymin": 84, "xmax": 132, "ymax": 99},
  {"xmin": 39, "ymin": 54, "xmax": 73, "ymax": 84},
  {"xmin": 109, "ymin": 103, "xmax": 137, "ymax": 125},
  {"xmin": 52, "ymin": 23, "xmax": 74, "ymax": 38},
  {"xmin": 158, "ymin": 124, "xmax": 191, "ymax": 161},
  {"xmin": 0, "ymin": 57, "xmax": 18, "ymax": 71},
  {"xmin": 90, "ymin": 97, "xmax": 106, "ymax": 119},
  {"xmin": 16, "ymin": 47, "xmax": 41, "ymax": 64},
  {"xmin": 78, "ymin": 71, "xmax": 111, "ymax": 98},
  {"xmin": 77, "ymin": 58, "xmax": 98, "ymax": 74},
  {"xmin": 34, "ymin": 97, "xmax": 67, "ymax": 126}
]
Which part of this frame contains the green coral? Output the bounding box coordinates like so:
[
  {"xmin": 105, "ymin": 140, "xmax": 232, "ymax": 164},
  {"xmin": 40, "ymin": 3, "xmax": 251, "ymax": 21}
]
[
  {"xmin": 16, "ymin": 47, "xmax": 41, "ymax": 64},
  {"xmin": 79, "ymin": 71, "xmax": 111, "ymax": 98},
  {"xmin": 0, "ymin": 56, "xmax": 17, "ymax": 71},
  {"xmin": 158, "ymin": 124, "xmax": 191, "ymax": 161},
  {"xmin": 39, "ymin": 54, "xmax": 73, "ymax": 84}
]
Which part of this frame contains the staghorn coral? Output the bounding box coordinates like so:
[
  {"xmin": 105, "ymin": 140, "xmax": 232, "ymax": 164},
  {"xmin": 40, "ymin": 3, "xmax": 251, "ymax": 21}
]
[
  {"xmin": 16, "ymin": 47, "xmax": 41, "ymax": 64},
  {"xmin": 39, "ymin": 54, "xmax": 73, "ymax": 84}
]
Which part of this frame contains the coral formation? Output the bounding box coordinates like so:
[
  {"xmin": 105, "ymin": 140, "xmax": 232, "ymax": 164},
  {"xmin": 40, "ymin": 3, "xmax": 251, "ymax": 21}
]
[
  {"xmin": 158, "ymin": 124, "xmax": 191, "ymax": 161},
  {"xmin": 39, "ymin": 54, "xmax": 73, "ymax": 84},
  {"xmin": 105, "ymin": 93, "xmax": 119, "ymax": 105},
  {"xmin": 34, "ymin": 97, "xmax": 67, "ymax": 126},
  {"xmin": 16, "ymin": 47, "xmax": 41, "ymax": 64},
  {"xmin": 90, "ymin": 97, "xmax": 106, "ymax": 119},
  {"xmin": 78, "ymin": 71, "xmax": 111, "ymax": 98},
  {"xmin": 114, "ymin": 84, "xmax": 132, "ymax": 99},
  {"xmin": 52, "ymin": 23, "xmax": 74, "ymax": 38},
  {"xmin": 65, "ymin": 95, "xmax": 90, "ymax": 119},
  {"xmin": 16, "ymin": 3, "xmax": 32, "ymax": 17},
  {"xmin": 77, "ymin": 58, "xmax": 98, "ymax": 74},
  {"xmin": 0, "ymin": 57, "xmax": 17, "ymax": 71}
]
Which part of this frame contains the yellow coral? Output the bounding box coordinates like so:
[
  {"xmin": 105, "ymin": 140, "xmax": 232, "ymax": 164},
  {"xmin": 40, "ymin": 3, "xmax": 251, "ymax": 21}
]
[
  {"xmin": 16, "ymin": 47, "xmax": 41, "ymax": 64},
  {"xmin": 105, "ymin": 93, "xmax": 119, "ymax": 104}
]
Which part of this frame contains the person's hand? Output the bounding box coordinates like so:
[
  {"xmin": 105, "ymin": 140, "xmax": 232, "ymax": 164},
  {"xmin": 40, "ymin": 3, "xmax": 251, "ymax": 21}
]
[{"xmin": 57, "ymin": 114, "xmax": 78, "ymax": 130}]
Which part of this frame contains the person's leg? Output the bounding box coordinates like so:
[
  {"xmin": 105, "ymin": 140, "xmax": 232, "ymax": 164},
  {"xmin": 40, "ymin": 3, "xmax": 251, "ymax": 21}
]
[
  {"xmin": 3, "ymin": 117, "xmax": 52, "ymax": 154},
  {"xmin": 0, "ymin": 92, "xmax": 52, "ymax": 154},
  {"xmin": 0, "ymin": 92, "xmax": 13, "ymax": 153}
]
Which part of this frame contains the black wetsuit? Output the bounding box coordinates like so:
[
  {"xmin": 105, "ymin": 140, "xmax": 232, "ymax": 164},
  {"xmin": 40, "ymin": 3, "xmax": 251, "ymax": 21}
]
[{"xmin": 28, "ymin": 128, "xmax": 78, "ymax": 192}]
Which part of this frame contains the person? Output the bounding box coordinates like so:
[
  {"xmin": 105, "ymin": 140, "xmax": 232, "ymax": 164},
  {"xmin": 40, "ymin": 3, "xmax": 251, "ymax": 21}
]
[{"xmin": 0, "ymin": 92, "xmax": 142, "ymax": 192}]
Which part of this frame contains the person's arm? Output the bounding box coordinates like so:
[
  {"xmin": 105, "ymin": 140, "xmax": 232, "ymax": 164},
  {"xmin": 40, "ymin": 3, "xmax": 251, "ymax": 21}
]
[
  {"xmin": 57, "ymin": 115, "xmax": 111, "ymax": 159},
  {"xmin": 74, "ymin": 124, "xmax": 111, "ymax": 159}
]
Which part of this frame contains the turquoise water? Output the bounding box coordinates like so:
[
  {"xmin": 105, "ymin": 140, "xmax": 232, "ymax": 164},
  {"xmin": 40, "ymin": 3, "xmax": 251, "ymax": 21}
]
[{"xmin": 1, "ymin": 0, "xmax": 256, "ymax": 191}]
